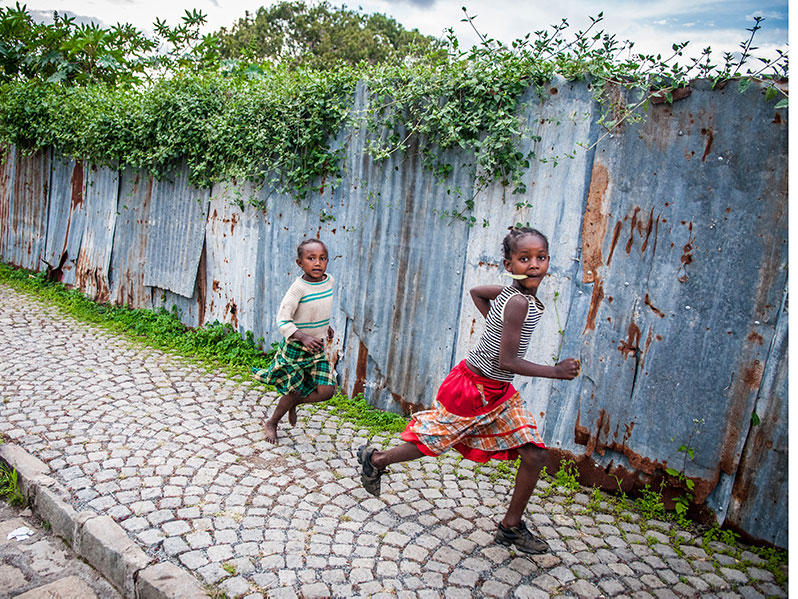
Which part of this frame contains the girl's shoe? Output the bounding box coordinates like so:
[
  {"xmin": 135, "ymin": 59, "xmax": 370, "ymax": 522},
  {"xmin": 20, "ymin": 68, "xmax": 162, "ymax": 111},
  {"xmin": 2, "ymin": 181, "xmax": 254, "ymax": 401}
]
[
  {"xmin": 357, "ymin": 445, "xmax": 386, "ymax": 496},
  {"xmin": 495, "ymin": 521, "xmax": 549, "ymax": 554}
]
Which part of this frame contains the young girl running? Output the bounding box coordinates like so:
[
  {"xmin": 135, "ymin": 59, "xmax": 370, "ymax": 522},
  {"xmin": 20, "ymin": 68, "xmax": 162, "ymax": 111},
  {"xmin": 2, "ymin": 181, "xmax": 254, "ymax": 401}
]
[
  {"xmin": 357, "ymin": 226, "xmax": 580, "ymax": 554},
  {"xmin": 255, "ymin": 238, "xmax": 337, "ymax": 444}
]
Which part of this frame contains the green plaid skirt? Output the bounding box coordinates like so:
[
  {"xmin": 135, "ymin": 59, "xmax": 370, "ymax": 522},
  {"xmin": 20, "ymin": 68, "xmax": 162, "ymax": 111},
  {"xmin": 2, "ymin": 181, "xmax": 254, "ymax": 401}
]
[{"xmin": 253, "ymin": 338, "xmax": 336, "ymax": 398}]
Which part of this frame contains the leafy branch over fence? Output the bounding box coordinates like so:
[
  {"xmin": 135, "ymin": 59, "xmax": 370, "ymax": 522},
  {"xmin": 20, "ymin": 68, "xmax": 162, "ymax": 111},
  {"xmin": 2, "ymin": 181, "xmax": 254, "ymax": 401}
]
[{"xmin": 0, "ymin": 6, "xmax": 788, "ymax": 212}]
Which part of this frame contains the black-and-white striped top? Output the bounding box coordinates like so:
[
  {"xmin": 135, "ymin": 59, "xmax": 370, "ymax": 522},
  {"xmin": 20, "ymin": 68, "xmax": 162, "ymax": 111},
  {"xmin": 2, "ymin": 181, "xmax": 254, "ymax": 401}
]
[{"xmin": 467, "ymin": 286, "xmax": 546, "ymax": 382}]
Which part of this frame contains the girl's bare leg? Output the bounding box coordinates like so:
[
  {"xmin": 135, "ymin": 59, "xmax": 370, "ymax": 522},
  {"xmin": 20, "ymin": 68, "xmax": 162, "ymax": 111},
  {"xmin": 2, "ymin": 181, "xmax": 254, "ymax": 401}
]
[
  {"xmin": 370, "ymin": 442, "xmax": 425, "ymax": 470},
  {"xmin": 289, "ymin": 385, "xmax": 335, "ymax": 426},
  {"xmin": 501, "ymin": 443, "xmax": 547, "ymax": 528},
  {"xmin": 264, "ymin": 391, "xmax": 301, "ymax": 444}
]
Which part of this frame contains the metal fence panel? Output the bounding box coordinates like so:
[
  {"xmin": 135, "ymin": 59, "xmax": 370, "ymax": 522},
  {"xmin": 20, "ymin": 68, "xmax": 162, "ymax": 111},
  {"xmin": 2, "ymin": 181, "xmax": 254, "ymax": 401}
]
[
  {"xmin": 552, "ymin": 80, "xmax": 788, "ymax": 514},
  {"xmin": 0, "ymin": 148, "xmax": 50, "ymax": 270},
  {"xmin": 723, "ymin": 288, "xmax": 788, "ymax": 546},
  {"xmin": 331, "ymin": 82, "xmax": 474, "ymax": 412},
  {"xmin": 44, "ymin": 154, "xmax": 86, "ymax": 285},
  {"xmin": 0, "ymin": 144, "xmax": 16, "ymax": 265},
  {"xmin": 109, "ymin": 168, "xmax": 154, "ymax": 309},
  {"xmin": 144, "ymin": 160, "xmax": 210, "ymax": 298}
]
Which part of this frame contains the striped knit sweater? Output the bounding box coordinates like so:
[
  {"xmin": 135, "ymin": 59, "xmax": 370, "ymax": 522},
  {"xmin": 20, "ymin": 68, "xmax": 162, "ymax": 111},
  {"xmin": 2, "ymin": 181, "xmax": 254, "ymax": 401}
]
[
  {"xmin": 276, "ymin": 274, "xmax": 334, "ymax": 340},
  {"xmin": 467, "ymin": 286, "xmax": 545, "ymax": 382}
]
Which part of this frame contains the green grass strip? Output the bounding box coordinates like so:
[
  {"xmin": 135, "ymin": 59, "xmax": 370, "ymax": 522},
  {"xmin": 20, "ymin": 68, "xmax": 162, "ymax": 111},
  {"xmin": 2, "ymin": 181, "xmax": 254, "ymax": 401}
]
[{"xmin": 0, "ymin": 262, "xmax": 408, "ymax": 435}]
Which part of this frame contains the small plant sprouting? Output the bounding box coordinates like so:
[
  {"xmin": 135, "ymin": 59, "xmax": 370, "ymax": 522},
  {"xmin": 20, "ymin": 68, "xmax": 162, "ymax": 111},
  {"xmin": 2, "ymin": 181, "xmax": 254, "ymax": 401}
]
[
  {"xmin": 0, "ymin": 463, "xmax": 24, "ymax": 506},
  {"xmin": 553, "ymin": 459, "xmax": 580, "ymax": 494},
  {"xmin": 552, "ymin": 290, "xmax": 565, "ymax": 362},
  {"xmin": 222, "ymin": 562, "xmax": 237, "ymax": 575},
  {"xmin": 666, "ymin": 417, "xmax": 705, "ymax": 519}
]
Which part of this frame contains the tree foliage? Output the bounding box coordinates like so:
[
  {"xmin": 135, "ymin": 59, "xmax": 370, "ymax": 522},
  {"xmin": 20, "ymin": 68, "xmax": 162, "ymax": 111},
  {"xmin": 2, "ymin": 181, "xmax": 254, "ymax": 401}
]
[{"xmin": 215, "ymin": 1, "xmax": 441, "ymax": 68}]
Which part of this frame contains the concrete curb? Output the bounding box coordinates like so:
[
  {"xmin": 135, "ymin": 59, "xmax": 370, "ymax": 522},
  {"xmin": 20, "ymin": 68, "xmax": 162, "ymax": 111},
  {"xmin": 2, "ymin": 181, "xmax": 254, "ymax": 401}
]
[{"xmin": 0, "ymin": 443, "xmax": 208, "ymax": 599}]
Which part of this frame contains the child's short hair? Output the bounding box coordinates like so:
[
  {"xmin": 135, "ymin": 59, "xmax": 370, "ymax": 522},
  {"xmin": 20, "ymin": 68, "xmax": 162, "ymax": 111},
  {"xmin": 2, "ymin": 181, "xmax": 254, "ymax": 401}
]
[
  {"xmin": 297, "ymin": 238, "xmax": 327, "ymax": 260},
  {"xmin": 502, "ymin": 226, "xmax": 548, "ymax": 259}
]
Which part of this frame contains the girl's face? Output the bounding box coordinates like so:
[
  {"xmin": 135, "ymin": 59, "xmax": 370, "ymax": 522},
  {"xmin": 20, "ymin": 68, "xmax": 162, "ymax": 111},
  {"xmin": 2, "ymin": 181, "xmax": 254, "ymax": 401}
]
[
  {"xmin": 297, "ymin": 242, "xmax": 329, "ymax": 282},
  {"xmin": 504, "ymin": 234, "xmax": 549, "ymax": 294}
]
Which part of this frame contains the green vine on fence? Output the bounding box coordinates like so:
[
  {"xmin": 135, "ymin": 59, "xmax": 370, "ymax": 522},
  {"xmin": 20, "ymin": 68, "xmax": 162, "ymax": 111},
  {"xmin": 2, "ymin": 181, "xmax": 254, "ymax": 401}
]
[{"xmin": 0, "ymin": 6, "xmax": 787, "ymax": 212}]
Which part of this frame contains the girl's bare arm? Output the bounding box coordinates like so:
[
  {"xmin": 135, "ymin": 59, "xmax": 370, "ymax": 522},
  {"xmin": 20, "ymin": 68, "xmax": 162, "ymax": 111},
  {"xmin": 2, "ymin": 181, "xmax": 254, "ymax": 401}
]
[
  {"xmin": 498, "ymin": 295, "xmax": 580, "ymax": 379},
  {"xmin": 470, "ymin": 285, "xmax": 504, "ymax": 317}
]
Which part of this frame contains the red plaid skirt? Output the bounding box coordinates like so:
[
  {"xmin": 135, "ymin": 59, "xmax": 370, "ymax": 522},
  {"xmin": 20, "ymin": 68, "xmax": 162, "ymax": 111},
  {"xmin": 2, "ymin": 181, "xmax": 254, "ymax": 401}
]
[{"xmin": 401, "ymin": 361, "xmax": 546, "ymax": 462}]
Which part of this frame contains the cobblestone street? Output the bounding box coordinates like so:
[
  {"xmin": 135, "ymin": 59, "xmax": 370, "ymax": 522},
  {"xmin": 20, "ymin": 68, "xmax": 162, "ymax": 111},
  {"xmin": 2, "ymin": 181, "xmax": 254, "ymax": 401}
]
[{"xmin": 0, "ymin": 284, "xmax": 788, "ymax": 598}]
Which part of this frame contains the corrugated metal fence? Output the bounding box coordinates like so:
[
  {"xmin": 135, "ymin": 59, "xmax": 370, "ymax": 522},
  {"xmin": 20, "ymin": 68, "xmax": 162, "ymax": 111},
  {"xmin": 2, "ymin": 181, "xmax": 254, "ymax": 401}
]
[{"xmin": 0, "ymin": 77, "xmax": 787, "ymax": 548}]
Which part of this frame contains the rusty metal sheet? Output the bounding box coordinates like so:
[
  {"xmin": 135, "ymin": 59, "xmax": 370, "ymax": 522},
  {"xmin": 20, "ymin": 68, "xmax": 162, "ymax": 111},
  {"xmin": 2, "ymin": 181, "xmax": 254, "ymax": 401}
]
[
  {"xmin": 0, "ymin": 144, "xmax": 16, "ymax": 264},
  {"xmin": 203, "ymin": 182, "xmax": 271, "ymax": 336},
  {"xmin": 43, "ymin": 153, "xmax": 86, "ymax": 285},
  {"xmin": 143, "ymin": 160, "xmax": 210, "ymax": 298},
  {"xmin": 109, "ymin": 168, "xmax": 153, "ymax": 309},
  {"xmin": 73, "ymin": 164, "xmax": 119, "ymax": 302},
  {"xmin": 548, "ymin": 80, "xmax": 788, "ymax": 519},
  {"xmin": 720, "ymin": 287, "xmax": 788, "ymax": 547},
  {"xmin": 331, "ymin": 82, "xmax": 475, "ymax": 412},
  {"xmin": 0, "ymin": 148, "xmax": 50, "ymax": 270}
]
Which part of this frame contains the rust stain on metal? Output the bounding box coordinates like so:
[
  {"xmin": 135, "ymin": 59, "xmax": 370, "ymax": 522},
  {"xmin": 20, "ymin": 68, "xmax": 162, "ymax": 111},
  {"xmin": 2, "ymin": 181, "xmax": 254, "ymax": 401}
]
[
  {"xmin": 717, "ymin": 358, "xmax": 764, "ymax": 474},
  {"xmin": 606, "ymin": 220, "xmax": 623, "ymax": 266},
  {"xmin": 391, "ymin": 391, "xmax": 420, "ymax": 415},
  {"xmin": 677, "ymin": 222, "xmax": 695, "ymax": 282},
  {"xmin": 574, "ymin": 408, "xmax": 663, "ymax": 475},
  {"xmin": 625, "ymin": 207, "xmax": 640, "ymax": 254},
  {"xmin": 747, "ymin": 331, "xmax": 764, "ymax": 345},
  {"xmin": 352, "ymin": 341, "xmax": 368, "ymax": 398},
  {"xmin": 644, "ymin": 293, "xmax": 665, "ymax": 318},
  {"xmin": 639, "ymin": 208, "xmax": 657, "ymax": 254},
  {"xmin": 618, "ymin": 320, "xmax": 641, "ymax": 358},
  {"xmin": 772, "ymin": 112, "xmax": 783, "ymax": 125},
  {"xmin": 224, "ymin": 299, "xmax": 239, "ymax": 329},
  {"xmin": 581, "ymin": 162, "xmax": 609, "ymax": 283},
  {"xmin": 70, "ymin": 161, "xmax": 84, "ymax": 210},
  {"xmin": 701, "ymin": 128, "xmax": 714, "ymax": 162},
  {"xmin": 583, "ymin": 277, "xmax": 604, "ymax": 333},
  {"xmin": 649, "ymin": 85, "xmax": 692, "ymax": 104},
  {"xmin": 742, "ymin": 360, "xmax": 764, "ymax": 389},
  {"xmin": 75, "ymin": 249, "xmax": 110, "ymax": 303}
]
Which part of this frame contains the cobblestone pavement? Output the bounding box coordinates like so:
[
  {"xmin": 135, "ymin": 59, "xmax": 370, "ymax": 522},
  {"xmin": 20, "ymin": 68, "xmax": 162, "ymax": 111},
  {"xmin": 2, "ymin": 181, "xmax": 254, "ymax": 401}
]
[
  {"xmin": 0, "ymin": 500, "xmax": 122, "ymax": 598},
  {"xmin": 0, "ymin": 284, "xmax": 788, "ymax": 599}
]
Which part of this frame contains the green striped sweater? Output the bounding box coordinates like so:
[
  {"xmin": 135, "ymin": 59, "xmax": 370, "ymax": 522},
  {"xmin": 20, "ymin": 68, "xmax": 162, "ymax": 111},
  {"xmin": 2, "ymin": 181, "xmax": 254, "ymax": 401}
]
[{"xmin": 276, "ymin": 274, "xmax": 334, "ymax": 340}]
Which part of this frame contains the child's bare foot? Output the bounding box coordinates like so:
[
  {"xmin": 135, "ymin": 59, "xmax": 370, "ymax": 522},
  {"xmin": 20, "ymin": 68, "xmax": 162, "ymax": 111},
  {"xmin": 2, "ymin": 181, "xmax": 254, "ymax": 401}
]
[
  {"xmin": 264, "ymin": 421, "xmax": 279, "ymax": 444},
  {"xmin": 288, "ymin": 406, "xmax": 297, "ymax": 427}
]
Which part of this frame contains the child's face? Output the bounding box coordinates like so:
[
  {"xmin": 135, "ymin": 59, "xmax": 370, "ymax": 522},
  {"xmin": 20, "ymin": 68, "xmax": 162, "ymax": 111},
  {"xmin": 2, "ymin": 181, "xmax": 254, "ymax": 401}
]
[
  {"xmin": 504, "ymin": 234, "xmax": 549, "ymax": 294},
  {"xmin": 297, "ymin": 242, "xmax": 329, "ymax": 282}
]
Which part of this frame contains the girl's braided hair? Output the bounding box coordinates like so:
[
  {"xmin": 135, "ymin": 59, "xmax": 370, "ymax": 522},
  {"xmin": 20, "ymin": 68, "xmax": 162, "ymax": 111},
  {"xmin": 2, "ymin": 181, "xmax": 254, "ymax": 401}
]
[
  {"xmin": 296, "ymin": 238, "xmax": 327, "ymax": 259},
  {"xmin": 502, "ymin": 226, "xmax": 549, "ymax": 259}
]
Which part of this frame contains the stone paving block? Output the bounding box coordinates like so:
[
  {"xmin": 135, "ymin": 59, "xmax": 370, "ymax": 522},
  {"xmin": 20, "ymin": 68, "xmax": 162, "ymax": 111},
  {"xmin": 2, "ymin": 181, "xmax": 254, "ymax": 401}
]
[
  {"xmin": 137, "ymin": 562, "xmax": 207, "ymax": 599},
  {"xmin": 14, "ymin": 574, "xmax": 97, "ymax": 599},
  {"xmin": 77, "ymin": 515, "xmax": 153, "ymax": 597}
]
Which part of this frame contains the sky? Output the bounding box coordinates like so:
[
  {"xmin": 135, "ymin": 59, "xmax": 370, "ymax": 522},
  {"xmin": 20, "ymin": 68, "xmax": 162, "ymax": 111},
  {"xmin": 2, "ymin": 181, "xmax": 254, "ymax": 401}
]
[{"xmin": 3, "ymin": 0, "xmax": 789, "ymax": 66}]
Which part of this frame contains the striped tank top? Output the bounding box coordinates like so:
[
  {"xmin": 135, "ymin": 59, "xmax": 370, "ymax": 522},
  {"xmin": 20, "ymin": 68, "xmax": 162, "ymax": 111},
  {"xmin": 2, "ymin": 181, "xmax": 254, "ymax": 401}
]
[{"xmin": 467, "ymin": 286, "xmax": 546, "ymax": 382}]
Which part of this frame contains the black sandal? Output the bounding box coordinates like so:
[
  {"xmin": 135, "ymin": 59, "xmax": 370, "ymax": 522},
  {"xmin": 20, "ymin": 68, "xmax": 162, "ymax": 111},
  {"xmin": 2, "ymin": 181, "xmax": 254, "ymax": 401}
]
[{"xmin": 357, "ymin": 445, "xmax": 386, "ymax": 497}]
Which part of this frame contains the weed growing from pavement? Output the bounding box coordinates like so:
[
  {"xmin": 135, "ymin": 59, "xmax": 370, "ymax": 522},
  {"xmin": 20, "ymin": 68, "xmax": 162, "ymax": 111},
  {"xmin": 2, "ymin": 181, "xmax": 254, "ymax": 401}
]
[
  {"xmin": 0, "ymin": 463, "xmax": 24, "ymax": 506},
  {"xmin": 0, "ymin": 263, "xmax": 407, "ymax": 436}
]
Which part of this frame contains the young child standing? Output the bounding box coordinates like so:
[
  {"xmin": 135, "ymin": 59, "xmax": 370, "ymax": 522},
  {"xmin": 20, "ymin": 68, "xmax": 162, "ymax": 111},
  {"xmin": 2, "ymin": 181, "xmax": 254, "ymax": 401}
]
[
  {"xmin": 357, "ymin": 226, "xmax": 580, "ymax": 554},
  {"xmin": 255, "ymin": 238, "xmax": 337, "ymax": 444}
]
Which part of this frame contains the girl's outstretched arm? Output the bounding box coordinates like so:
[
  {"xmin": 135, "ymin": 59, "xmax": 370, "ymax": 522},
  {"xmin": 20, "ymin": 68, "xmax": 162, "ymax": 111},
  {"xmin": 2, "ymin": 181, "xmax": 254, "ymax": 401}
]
[
  {"xmin": 499, "ymin": 294, "xmax": 580, "ymax": 380},
  {"xmin": 470, "ymin": 285, "xmax": 504, "ymax": 317}
]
